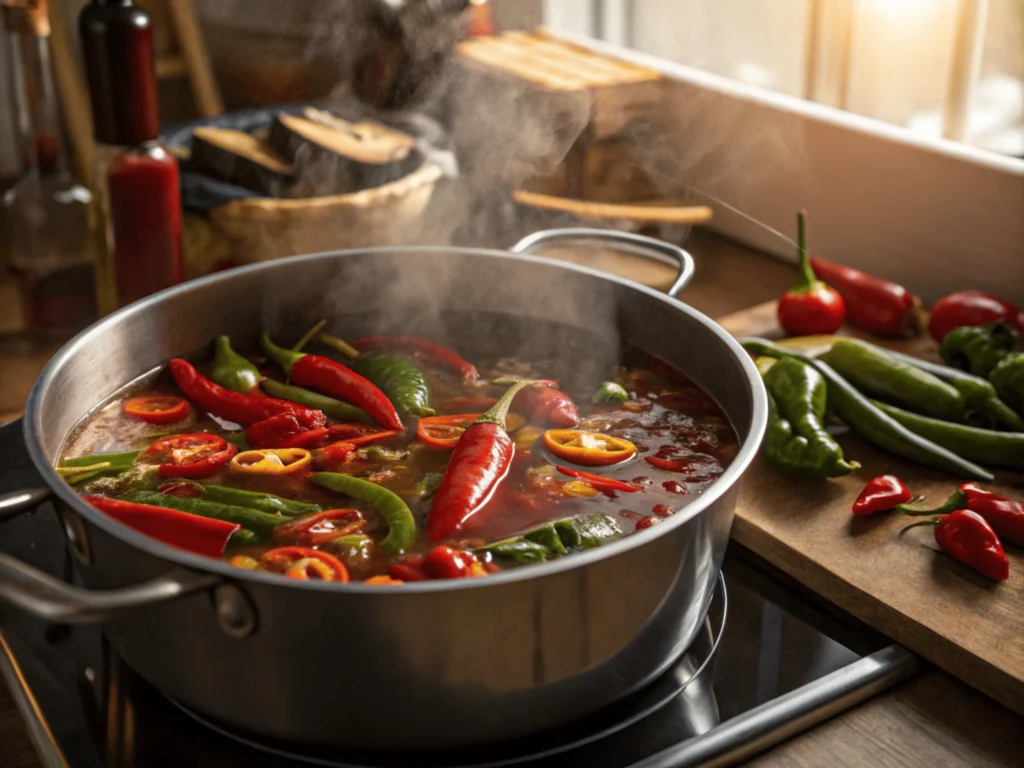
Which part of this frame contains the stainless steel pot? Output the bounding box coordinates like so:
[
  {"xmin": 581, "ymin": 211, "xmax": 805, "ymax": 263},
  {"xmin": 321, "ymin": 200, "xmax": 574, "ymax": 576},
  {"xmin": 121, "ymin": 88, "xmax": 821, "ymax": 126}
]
[{"xmin": 0, "ymin": 229, "xmax": 767, "ymax": 750}]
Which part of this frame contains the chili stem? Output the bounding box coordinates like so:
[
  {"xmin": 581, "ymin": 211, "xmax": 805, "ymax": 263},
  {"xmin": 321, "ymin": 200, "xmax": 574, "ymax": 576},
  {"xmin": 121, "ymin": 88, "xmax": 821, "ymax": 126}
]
[
  {"xmin": 477, "ymin": 380, "xmax": 537, "ymax": 427},
  {"xmin": 316, "ymin": 332, "xmax": 361, "ymax": 361},
  {"xmin": 900, "ymin": 518, "xmax": 941, "ymax": 534},
  {"xmin": 292, "ymin": 319, "xmax": 327, "ymax": 353},
  {"xmin": 795, "ymin": 210, "xmax": 816, "ymax": 290}
]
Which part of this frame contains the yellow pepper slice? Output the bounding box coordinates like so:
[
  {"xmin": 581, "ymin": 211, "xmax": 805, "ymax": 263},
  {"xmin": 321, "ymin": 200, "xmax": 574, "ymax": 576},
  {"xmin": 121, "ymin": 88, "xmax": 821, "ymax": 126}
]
[
  {"xmin": 560, "ymin": 480, "xmax": 601, "ymax": 498},
  {"xmin": 229, "ymin": 448, "xmax": 311, "ymax": 476},
  {"xmin": 542, "ymin": 429, "xmax": 637, "ymax": 466}
]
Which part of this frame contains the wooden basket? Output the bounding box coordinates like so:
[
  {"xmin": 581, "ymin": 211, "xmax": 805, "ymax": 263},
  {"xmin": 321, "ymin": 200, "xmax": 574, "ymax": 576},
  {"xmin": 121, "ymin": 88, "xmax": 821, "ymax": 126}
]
[{"xmin": 182, "ymin": 162, "xmax": 442, "ymax": 277}]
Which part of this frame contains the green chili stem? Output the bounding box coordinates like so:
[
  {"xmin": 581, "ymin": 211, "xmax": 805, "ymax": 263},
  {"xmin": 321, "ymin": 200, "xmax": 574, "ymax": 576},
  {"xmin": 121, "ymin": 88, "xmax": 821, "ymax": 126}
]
[
  {"xmin": 794, "ymin": 210, "xmax": 817, "ymax": 292},
  {"xmin": 897, "ymin": 490, "xmax": 967, "ymax": 517},
  {"xmin": 260, "ymin": 332, "xmax": 303, "ymax": 376},
  {"xmin": 292, "ymin": 319, "xmax": 327, "ymax": 353},
  {"xmin": 316, "ymin": 332, "xmax": 361, "ymax": 361},
  {"xmin": 477, "ymin": 380, "xmax": 536, "ymax": 428}
]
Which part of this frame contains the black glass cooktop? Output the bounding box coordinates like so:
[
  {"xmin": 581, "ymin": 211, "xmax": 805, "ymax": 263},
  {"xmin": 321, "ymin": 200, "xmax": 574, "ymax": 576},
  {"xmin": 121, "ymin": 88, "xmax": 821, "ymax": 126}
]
[{"xmin": 0, "ymin": 497, "xmax": 919, "ymax": 768}]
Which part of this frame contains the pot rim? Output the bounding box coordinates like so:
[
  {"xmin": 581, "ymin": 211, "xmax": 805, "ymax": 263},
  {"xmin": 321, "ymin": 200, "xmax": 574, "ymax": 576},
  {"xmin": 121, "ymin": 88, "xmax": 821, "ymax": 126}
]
[{"xmin": 24, "ymin": 245, "xmax": 767, "ymax": 594}]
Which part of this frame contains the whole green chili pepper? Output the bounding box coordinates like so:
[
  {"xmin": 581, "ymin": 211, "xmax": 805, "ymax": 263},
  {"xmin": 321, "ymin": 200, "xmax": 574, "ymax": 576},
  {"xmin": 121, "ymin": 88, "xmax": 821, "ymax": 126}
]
[
  {"xmin": 261, "ymin": 379, "xmax": 373, "ymax": 424},
  {"xmin": 210, "ymin": 336, "xmax": 262, "ymax": 394},
  {"xmin": 478, "ymin": 514, "xmax": 620, "ymax": 564},
  {"xmin": 59, "ymin": 451, "xmax": 138, "ymax": 485},
  {"xmin": 310, "ymin": 472, "xmax": 416, "ymax": 554},
  {"xmin": 880, "ymin": 346, "xmax": 1024, "ymax": 431},
  {"xmin": 990, "ymin": 353, "xmax": 1024, "ymax": 418},
  {"xmin": 821, "ymin": 339, "xmax": 964, "ymax": 422},
  {"xmin": 592, "ymin": 381, "xmax": 629, "ymax": 403},
  {"xmin": 870, "ymin": 400, "xmax": 1024, "ymax": 472},
  {"xmin": 122, "ymin": 491, "xmax": 286, "ymax": 538},
  {"xmin": 411, "ymin": 472, "xmax": 444, "ymax": 500},
  {"xmin": 351, "ymin": 352, "xmax": 434, "ymax": 420},
  {"xmin": 481, "ymin": 539, "xmax": 552, "ymax": 564},
  {"xmin": 762, "ymin": 357, "xmax": 859, "ymax": 477},
  {"xmin": 229, "ymin": 529, "xmax": 260, "ymax": 546},
  {"xmin": 198, "ymin": 484, "xmax": 321, "ymax": 517},
  {"xmin": 741, "ymin": 338, "xmax": 993, "ymax": 481},
  {"xmin": 940, "ymin": 321, "xmax": 1023, "ymax": 378}
]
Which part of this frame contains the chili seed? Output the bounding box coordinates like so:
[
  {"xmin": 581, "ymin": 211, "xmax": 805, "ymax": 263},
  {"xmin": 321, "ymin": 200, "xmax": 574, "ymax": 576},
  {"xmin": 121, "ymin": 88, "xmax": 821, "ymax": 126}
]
[
  {"xmin": 653, "ymin": 504, "xmax": 674, "ymax": 517},
  {"xmin": 635, "ymin": 515, "xmax": 657, "ymax": 530},
  {"xmin": 662, "ymin": 481, "xmax": 688, "ymax": 495}
]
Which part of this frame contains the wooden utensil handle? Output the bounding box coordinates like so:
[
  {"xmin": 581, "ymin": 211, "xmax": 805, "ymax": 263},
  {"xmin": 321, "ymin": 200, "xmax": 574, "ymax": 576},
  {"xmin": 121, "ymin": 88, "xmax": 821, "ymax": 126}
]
[{"xmin": 513, "ymin": 190, "xmax": 714, "ymax": 225}]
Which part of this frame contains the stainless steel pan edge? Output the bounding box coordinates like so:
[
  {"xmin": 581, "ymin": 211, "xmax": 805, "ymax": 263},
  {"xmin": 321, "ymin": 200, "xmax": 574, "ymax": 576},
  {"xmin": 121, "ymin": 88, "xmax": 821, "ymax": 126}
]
[{"xmin": 20, "ymin": 236, "xmax": 767, "ymax": 598}]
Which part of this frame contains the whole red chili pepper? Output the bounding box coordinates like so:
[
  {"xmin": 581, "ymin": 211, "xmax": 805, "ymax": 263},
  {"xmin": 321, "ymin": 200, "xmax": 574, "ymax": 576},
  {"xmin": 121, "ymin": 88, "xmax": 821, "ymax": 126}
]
[
  {"xmin": 427, "ymin": 380, "xmax": 535, "ymax": 541},
  {"xmin": 929, "ymin": 290, "xmax": 1024, "ymax": 343},
  {"xmin": 904, "ymin": 509, "xmax": 1009, "ymax": 582},
  {"xmin": 245, "ymin": 414, "xmax": 323, "ymax": 449},
  {"xmin": 852, "ymin": 475, "xmax": 913, "ymax": 516},
  {"xmin": 900, "ymin": 482, "xmax": 1024, "ymax": 547},
  {"xmin": 777, "ymin": 212, "xmax": 845, "ymax": 336},
  {"xmin": 808, "ymin": 257, "xmax": 919, "ymax": 337},
  {"xmin": 555, "ymin": 466, "xmax": 639, "ymax": 496},
  {"xmin": 261, "ymin": 332, "xmax": 403, "ymax": 431},
  {"xmin": 511, "ymin": 381, "xmax": 580, "ymax": 428},
  {"xmin": 85, "ymin": 496, "xmax": 240, "ymax": 558},
  {"xmin": 169, "ymin": 359, "xmax": 324, "ymax": 428},
  {"xmin": 350, "ymin": 336, "xmax": 479, "ymax": 381}
]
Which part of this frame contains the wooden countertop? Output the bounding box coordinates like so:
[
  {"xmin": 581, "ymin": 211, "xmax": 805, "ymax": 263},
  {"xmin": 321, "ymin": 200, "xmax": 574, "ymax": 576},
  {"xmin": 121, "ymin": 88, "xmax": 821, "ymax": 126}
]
[{"xmin": 1, "ymin": 229, "xmax": 1021, "ymax": 767}]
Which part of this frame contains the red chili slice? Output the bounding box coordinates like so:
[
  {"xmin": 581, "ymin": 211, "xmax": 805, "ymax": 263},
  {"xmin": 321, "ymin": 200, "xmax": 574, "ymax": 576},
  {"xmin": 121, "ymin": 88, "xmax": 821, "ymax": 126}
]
[
  {"xmin": 157, "ymin": 481, "xmax": 205, "ymax": 498},
  {"xmin": 416, "ymin": 414, "xmax": 481, "ymax": 449},
  {"xmin": 259, "ymin": 546, "xmax": 349, "ymax": 582},
  {"xmin": 272, "ymin": 509, "xmax": 365, "ymax": 546},
  {"xmin": 555, "ymin": 466, "xmax": 640, "ymax": 496},
  {"xmin": 123, "ymin": 395, "xmax": 190, "ymax": 425},
  {"xmin": 141, "ymin": 433, "xmax": 237, "ymax": 479}
]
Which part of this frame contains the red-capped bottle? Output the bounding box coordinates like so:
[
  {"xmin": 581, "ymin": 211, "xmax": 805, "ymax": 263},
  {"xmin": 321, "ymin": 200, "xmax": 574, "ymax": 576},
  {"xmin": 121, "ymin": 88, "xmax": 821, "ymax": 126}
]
[{"xmin": 79, "ymin": 0, "xmax": 182, "ymax": 312}]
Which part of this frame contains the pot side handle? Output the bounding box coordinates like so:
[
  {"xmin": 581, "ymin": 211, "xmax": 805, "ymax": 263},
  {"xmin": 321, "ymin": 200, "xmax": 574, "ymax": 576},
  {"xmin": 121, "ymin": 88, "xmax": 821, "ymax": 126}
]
[{"xmin": 509, "ymin": 227, "xmax": 696, "ymax": 298}]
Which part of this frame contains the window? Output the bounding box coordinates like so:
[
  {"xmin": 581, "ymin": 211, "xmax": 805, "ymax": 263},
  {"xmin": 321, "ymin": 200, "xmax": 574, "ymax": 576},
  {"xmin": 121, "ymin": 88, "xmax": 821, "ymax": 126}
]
[{"xmin": 543, "ymin": 0, "xmax": 1024, "ymax": 157}]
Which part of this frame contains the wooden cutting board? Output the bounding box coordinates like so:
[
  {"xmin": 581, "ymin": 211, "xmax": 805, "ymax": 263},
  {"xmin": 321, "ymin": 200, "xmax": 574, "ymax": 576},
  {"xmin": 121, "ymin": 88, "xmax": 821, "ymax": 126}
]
[{"xmin": 720, "ymin": 300, "xmax": 1024, "ymax": 716}]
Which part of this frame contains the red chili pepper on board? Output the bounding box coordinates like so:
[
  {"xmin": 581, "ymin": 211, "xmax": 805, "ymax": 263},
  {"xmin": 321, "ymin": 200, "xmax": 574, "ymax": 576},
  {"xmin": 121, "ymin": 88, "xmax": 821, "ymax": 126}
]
[
  {"xmin": 350, "ymin": 336, "xmax": 479, "ymax": 381},
  {"xmin": 777, "ymin": 212, "xmax": 845, "ymax": 336},
  {"xmin": 808, "ymin": 257, "xmax": 919, "ymax": 337},
  {"xmin": 261, "ymin": 333, "xmax": 403, "ymax": 431},
  {"xmin": 427, "ymin": 381, "xmax": 535, "ymax": 541},
  {"xmin": 904, "ymin": 509, "xmax": 1009, "ymax": 582},
  {"xmin": 900, "ymin": 482, "xmax": 1024, "ymax": 547},
  {"xmin": 84, "ymin": 496, "xmax": 240, "ymax": 558},
  {"xmin": 555, "ymin": 466, "xmax": 639, "ymax": 496},
  {"xmin": 928, "ymin": 290, "xmax": 1024, "ymax": 342},
  {"xmin": 513, "ymin": 382, "xmax": 580, "ymax": 428},
  {"xmin": 168, "ymin": 359, "xmax": 324, "ymax": 429},
  {"xmin": 852, "ymin": 475, "xmax": 913, "ymax": 516}
]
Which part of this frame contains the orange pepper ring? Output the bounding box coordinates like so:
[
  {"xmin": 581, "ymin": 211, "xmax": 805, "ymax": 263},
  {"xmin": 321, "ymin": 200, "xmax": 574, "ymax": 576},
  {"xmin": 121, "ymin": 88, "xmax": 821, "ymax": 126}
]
[
  {"xmin": 230, "ymin": 448, "xmax": 312, "ymax": 475},
  {"xmin": 542, "ymin": 429, "xmax": 637, "ymax": 466}
]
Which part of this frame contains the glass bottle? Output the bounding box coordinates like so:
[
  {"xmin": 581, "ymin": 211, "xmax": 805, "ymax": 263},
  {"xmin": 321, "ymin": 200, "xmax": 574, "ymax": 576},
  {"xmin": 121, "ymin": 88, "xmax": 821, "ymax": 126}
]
[
  {"xmin": 79, "ymin": 0, "xmax": 183, "ymax": 312},
  {"xmin": 0, "ymin": 0, "xmax": 96, "ymax": 334}
]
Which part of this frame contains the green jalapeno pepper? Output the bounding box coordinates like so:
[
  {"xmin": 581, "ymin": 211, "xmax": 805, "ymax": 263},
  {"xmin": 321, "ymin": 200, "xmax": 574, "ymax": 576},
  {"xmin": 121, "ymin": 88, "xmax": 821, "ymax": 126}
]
[
  {"xmin": 821, "ymin": 339, "xmax": 964, "ymax": 422},
  {"xmin": 197, "ymin": 484, "xmax": 321, "ymax": 517},
  {"xmin": 122, "ymin": 490, "xmax": 287, "ymax": 538},
  {"xmin": 940, "ymin": 321, "xmax": 1023, "ymax": 378},
  {"xmin": 741, "ymin": 338, "xmax": 993, "ymax": 481},
  {"xmin": 310, "ymin": 472, "xmax": 417, "ymax": 554},
  {"xmin": 880, "ymin": 346, "xmax": 1024, "ymax": 431},
  {"xmin": 870, "ymin": 400, "xmax": 1024, "ymax": 472},
  {"xmin": 990, "ymin": 353, "xmax": 1024, "ymax": 419},
  {"xmin": 261, "ymin": 379, "xmax": 373, "ymax": 424},
  {"xmin": 210, "ymin": 336, "xmax": 262, "ymax": 394},
  {"xmin": 762, "ymin": 357, "xmax": 859, "ymax": 477}
]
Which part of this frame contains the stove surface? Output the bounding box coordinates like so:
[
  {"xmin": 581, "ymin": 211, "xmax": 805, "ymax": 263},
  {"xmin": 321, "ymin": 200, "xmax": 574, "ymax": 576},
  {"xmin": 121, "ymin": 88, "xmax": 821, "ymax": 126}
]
[{"xmin": 0, "ymin": 500, "xmax": 918, "ymax": 768}]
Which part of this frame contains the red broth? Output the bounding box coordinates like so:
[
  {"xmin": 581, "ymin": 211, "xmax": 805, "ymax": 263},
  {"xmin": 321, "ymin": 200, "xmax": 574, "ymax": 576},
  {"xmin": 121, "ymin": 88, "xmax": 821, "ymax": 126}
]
[{"xmin": 58, "ymin": 338, "xmax": 738, "ymax": 584}]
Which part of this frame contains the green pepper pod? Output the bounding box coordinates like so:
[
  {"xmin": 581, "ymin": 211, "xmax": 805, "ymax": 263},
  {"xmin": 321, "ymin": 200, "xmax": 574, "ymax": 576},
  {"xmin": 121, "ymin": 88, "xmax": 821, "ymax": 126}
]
[
  {"xmin": 592, "ymin": 381, "xmax": 629, "ymax": 403},
  {"xmin": 310, "ymin": 472, "xmax": 417, "ymax": 554},
  {"xmin": 198, "ymin": 484, "xmax": 321, "ymax": 517},
  {"xmin": 870, "ymin": 400, "xmax": 1024, "ymax": 472},
  {"xmin": 261, "ymin": 379, "xmax": 373, "ymax": 424},
  {"xmin": 59, "ymin": 450, "xmax": 139, "ymax": 485},
  {"xmin": 821, "ymin": 339, "xmax": 964, "ymax": 422},
  {"xmin": 478, "ymin": 514, "xmax": 620, "ymax": 564},
  {"xmin": 122, "ymin": 490, "xmax": 287, "ymax": 538},
  {"xmin": 939, "ymin": 321, "xmax": 1023, "ymax": 378},
  {"xmin": 352, "ymin": 351, "xmax": 434, "ymax": 420},
  {"xmin": 880, "ymin": 346, "xmax": 1024, "ymax": 431},
  {"xmin": 761, "ymin": 357, "xmax": 859, "ymax": 477},
  {"xmin": 210, "ymin": 336, "xmax": 262, "ymax": 394},
  {"xmin": 990, "ymin": 352, "xmax": 1024, "ymax": 419},
  {"xmin": 741, "ymin": 338, "xmax": 994, "ymax": 481}
]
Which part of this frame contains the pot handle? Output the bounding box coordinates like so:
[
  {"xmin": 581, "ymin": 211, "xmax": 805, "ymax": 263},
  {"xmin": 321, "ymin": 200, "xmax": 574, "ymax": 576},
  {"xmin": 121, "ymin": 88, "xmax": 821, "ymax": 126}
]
[
  {"xmin": 0, "ymin": 555, "xmax": 218, "ymax": 624},
  {"xmin": 510, "ymin": 227, "xmax": 696, "ymax": 298}
]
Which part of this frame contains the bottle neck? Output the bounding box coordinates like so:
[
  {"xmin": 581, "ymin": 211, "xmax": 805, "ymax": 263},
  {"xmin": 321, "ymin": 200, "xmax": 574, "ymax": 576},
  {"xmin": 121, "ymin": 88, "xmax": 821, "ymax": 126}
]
[{"xmin": 3, "ymin": 2, "xmax": 68, "ymax": 177}]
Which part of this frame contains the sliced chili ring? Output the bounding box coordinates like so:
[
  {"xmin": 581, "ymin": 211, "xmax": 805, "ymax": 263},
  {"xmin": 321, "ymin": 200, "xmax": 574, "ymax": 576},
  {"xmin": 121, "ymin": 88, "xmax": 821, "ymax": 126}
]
[
  {"xmin": 141, "ymin": 433, "xmax": 237, "ymax": 479},
  {"xmin": 542, "ymin": 429, "xmax": 636, "ymax": 466},
  {"xmin": 229, "ymin": 448, "xmax": 311, "ymax": 476},
  {"xmin": 416, "ymin": 413, "xmax": 481, "ymax": 449},
  {"xmin": 259, "ymin": 546, "xmax": 349, "ymax": 582},
  {"xmin": 271, "ymin": 509, "xmax": 366, "ymax": 546},
  {"xmin": 123, "ymin": 394, "xmax": 190, "ymax": 425}
]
